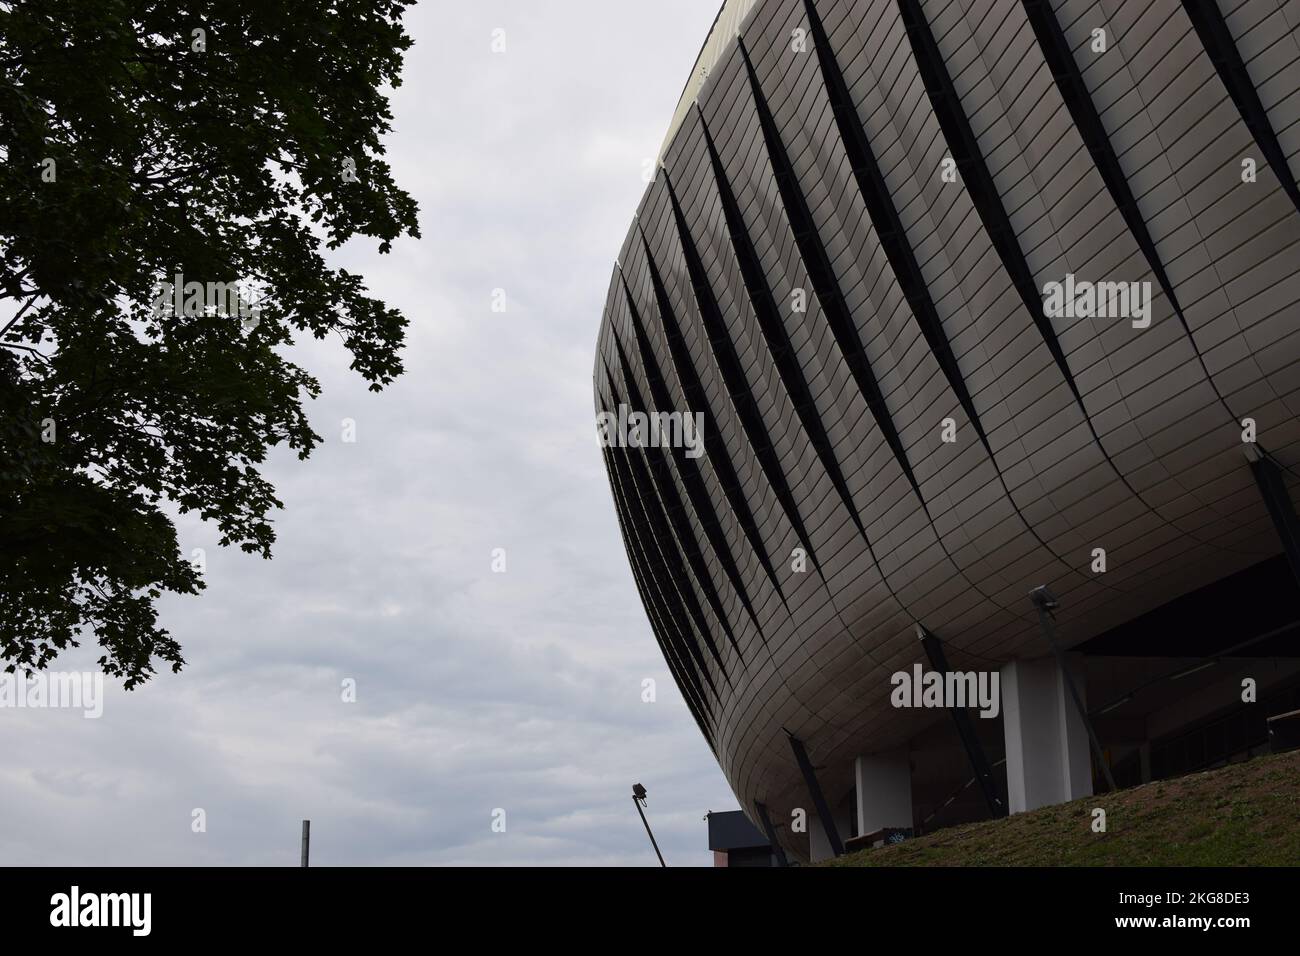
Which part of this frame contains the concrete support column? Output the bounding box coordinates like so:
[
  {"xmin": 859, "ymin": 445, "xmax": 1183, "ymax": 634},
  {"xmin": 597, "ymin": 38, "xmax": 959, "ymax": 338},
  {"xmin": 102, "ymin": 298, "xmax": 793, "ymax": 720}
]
[
  {"xmin": 854, "ymin": 748, "xmax": 913, "ymax": 836},
  {"xmin": 807, "ymin": 801, "xmax": 852, "ymax": 864},
  {"xmin": 1001, "ymin": 656, "xmax": 1093, "ymax": 813}
]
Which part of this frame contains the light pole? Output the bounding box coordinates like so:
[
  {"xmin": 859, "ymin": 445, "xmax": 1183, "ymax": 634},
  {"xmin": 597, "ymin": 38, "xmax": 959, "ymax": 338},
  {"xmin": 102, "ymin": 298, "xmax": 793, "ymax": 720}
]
[
  {"xmin": 1030, "ymin": 586, "xmax": 1118, "ymax": 793},
  {"xmin": 632, "ymin": 783, "xmax": 666, "ymax": 867}
]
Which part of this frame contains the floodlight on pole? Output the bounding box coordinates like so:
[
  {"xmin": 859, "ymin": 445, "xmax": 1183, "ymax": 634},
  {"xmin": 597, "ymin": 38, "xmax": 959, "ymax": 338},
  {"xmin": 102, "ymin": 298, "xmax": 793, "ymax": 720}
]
[
  {"xmin": 632, "ymin": 783, "xmax": 667, "ymax": 867},
  {"xmin": 1030, "ymin": 586, "xmax": 1118, "ymax": 793}
]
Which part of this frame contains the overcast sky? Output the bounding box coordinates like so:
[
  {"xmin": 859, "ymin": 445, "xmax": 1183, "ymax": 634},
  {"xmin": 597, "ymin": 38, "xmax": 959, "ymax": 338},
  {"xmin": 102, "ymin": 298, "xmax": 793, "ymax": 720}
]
[{"xmin": 1, "ymin": 0, "xmax": 739, "ymax": 866}]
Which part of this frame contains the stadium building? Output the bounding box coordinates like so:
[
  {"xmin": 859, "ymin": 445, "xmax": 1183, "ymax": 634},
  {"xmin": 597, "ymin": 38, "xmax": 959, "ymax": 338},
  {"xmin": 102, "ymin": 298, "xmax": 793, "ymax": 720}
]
[{"xmin": 594, "ymin": 0, "xmax": 1300, "ymax": 862}]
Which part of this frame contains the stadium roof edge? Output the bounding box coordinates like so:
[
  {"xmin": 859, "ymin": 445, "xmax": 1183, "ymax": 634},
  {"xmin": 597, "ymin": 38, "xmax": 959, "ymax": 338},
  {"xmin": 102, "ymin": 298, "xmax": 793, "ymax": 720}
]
[{"xmin": 657, "ymin": 0, "xmax": 762, "ymax": 164}]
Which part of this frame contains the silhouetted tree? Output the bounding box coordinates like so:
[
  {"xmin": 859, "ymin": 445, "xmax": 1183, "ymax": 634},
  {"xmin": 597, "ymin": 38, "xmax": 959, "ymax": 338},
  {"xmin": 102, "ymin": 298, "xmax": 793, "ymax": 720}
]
[{"xmin": 0, "ymin": 0, "xmax": 420, "ymax": 686}]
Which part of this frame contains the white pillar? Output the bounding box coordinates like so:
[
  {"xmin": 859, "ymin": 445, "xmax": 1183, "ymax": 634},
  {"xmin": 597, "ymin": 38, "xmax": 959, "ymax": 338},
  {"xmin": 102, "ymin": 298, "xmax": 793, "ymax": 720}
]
[
  {"xmin": 1001, "ymin": 656, "xmax": 1093, "ymax": 813},
  {"xmin": 807, "ymin": 801, "xmax": 852, "ymax": 863},
  {"xmin": 854, "ymin": 749, "xmax": 913, "ymax": 836},
  {"xmin": 808, "ymin": 813, "xmax": 831, "ymax": 863}
]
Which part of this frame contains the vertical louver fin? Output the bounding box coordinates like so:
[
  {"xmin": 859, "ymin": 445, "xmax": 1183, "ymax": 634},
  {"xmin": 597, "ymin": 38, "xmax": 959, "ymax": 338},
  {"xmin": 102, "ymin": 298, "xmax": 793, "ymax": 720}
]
[
  {"xmin": 636, "ymin": 229, "xmax": 824, "ymax": 576},
  {"xmin": 799, "ymin": 2, "xmax": 993, "ymax": 454},
  {"xmin": 602, "ymin": 367, "xmax": 732, "ymax": 686},
  {"xmin": 609, "ymin": 437, "xmax": 729, "ymax": 688},
  {"xmin": 608, "ymin": 338, "xmax": 758, "ymax": 656},
  {"xmin": 601, "ymin": 445, "xmax": 716, "ymax": 740},
  {"xmin": 706, "ymin": 64, "xmax": 869, "ymax": 543},
  {"xmin": 894, "ymin": 0, "xmax": 1250, "ymax": 561},
  {"xmin": 895, "ymin": 0, "xmax": 1083, "ymax": 422},
  {"xmin": 617, "ymin": 268, "xmax": 787, "ymax": 605},
  {"xmin": 731, "ymin": 35, "xmax": 920, "ymax": 505},
  {"xmin": 1181, "ymin": 0, "xmax": 1300, "ymax": 215},
  {"xmin": 599, "ymin": 409, "xmax": 718, "ymax": 709},
  {"xmin": 1019, "ymin": 0, "xmax": 1239, "ymax": 421}
]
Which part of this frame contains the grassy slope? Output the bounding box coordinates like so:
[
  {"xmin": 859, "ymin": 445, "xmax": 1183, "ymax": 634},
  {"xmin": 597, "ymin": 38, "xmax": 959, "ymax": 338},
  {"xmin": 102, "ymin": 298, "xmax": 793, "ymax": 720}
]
[{"xmin": 826, "ymin": 748, "xmax": 1300, "ymax": 866}]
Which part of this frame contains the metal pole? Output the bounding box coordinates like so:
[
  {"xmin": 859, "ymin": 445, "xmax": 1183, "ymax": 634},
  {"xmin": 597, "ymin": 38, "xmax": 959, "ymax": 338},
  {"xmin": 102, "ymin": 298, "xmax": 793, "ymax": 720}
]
[
  {"xmin": 300, "ymin": 819, "xmax": 310, "ymax": 868},
  {"xmin": 786, "ymin": 732, "xmax": 844, "ymax": 857},
  {"xmin": 918, "ymin": 624, "xmax": 1007, "ymax": 817},
  {"xmin": 1030, "ymin": 587, "xmax": 1118, "ymax": 793},
  {"xmin": 754, "ymin": 801, "xmax": 789, "ymax": 867},
  {"xmin": 633, "ymin": 796, "xmax": 666, "ymax": 867},
  {"xmin": 1248, "ymin": 451, "xmax": 1300, "ymax": 586}
]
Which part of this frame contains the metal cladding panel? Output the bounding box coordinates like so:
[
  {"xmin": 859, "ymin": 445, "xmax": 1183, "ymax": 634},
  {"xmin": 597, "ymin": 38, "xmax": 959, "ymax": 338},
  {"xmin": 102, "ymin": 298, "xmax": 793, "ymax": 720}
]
[{"xmin": 593, "ymin": 0, "xmax": 1300, "ymax": 859}]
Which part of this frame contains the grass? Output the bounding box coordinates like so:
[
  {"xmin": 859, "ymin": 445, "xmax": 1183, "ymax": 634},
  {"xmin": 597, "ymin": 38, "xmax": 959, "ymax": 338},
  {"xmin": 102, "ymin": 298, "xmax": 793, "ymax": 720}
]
[{"xmin": 823, "ymin": 748, "xmax": 1300, "ymax": 866}]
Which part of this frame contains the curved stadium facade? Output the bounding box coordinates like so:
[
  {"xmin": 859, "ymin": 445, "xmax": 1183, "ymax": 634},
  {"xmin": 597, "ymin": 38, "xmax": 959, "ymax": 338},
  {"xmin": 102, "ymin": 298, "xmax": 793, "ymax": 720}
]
[{"xmin": 595, "ymin": 0, "xmax": 1300, "ymax": 862}]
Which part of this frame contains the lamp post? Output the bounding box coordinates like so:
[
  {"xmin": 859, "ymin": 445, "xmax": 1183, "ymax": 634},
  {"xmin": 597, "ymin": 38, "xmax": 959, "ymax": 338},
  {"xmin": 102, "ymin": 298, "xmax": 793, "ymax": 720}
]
[
  {"xmin": 1030, "ymin": 586, "xmax": 1117, "ymax": 793},
  {"xmin": 632, "ymin": 783, "xmax": 667, "ymax": 867}
]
